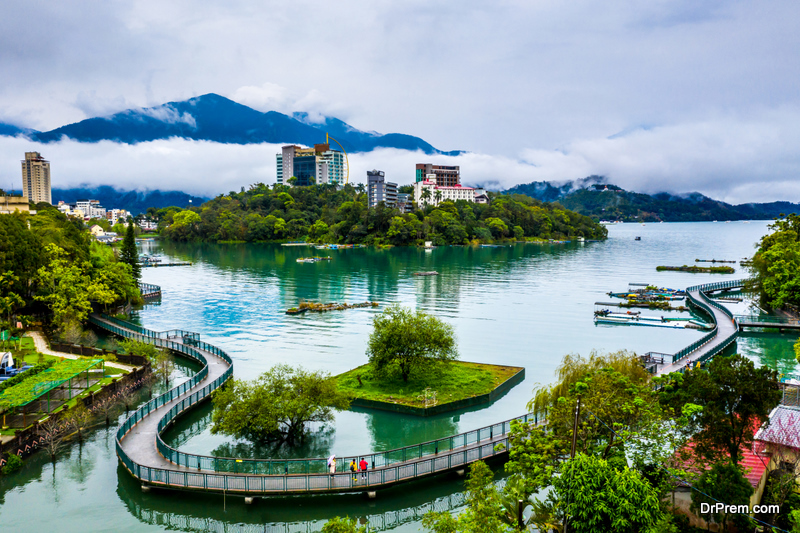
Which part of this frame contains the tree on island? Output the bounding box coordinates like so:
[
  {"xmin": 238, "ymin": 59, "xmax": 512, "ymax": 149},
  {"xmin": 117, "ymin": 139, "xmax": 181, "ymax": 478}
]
[
  {"xmin": 120, "ymin": 223, "xmax": 140, "ymax": 281},
  {"xmin": 210, "ymin": 364, "xmax": 350, "ymax": 444},
  {"xmin": 366, "ymin": 304, "xmax": 458, "ymax": 382}
]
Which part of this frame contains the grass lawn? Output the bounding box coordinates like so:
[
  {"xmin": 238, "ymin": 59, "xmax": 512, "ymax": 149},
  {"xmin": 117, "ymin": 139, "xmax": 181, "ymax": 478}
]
[{"xmin": 335, "ymin": 361, "xmax": 523, "ymax": 409}]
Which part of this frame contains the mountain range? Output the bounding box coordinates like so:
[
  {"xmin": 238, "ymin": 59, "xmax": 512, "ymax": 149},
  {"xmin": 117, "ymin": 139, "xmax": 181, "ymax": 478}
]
[
  {"xmin": 505, "ymin": 177, "xmax": 799, "ymax": 221},
  {"xmin": 0, "ymin": 93, "xmax": 460, "ymax": 155}
]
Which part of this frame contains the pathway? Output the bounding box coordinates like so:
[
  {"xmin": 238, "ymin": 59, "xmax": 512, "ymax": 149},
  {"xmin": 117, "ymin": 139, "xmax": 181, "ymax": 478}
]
[
  {"xmin": 654, "ymin": 280, "xmax": 745, "ymax": 375},
  {"xmin": 25, "ymin": 330, "xmax": 136, "ymax": 372}
]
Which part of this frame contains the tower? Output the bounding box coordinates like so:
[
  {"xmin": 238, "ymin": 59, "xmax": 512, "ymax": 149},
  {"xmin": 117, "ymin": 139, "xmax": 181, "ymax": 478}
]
[{"xmin": 21, "ymin": 152, "xmax": 51, "ymax": 204}]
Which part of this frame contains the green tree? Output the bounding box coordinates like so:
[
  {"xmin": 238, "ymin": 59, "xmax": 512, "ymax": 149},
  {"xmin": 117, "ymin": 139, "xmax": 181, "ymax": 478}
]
[
  {"xmin": 659, "ymin": 353, "xmax": 781, "ymax": 465},
  {"xmin": 366, "ymin": 304, "xmax": 458, "ymax": 382},
  {"xmin": 690, "ymin": 461, "xmax": 754, "ymax": 531},
  {"xmin": 553, "ymin": 454, "xmax": 662, "ymax": 533},
  {"xmin": 36, "ymin": 245, "xmax": 94, "ymax": 332},
  {"xmin": 211, "ymin": 364, "xmax": 350, "ymax": 444},
  {"xmin": 423, "ymin": 461, "xmax": 509, "ymax": 533},
  {"xmin": 119, "ymin": 223, "xmax": 140, "ymax": 281},
  {"xmin": 750, "ymin": 214, "xmax": 800, "ymax": 308},
  {"xmin": 485, "ymin": 218, "xmax": 509, "ymax": 239}
]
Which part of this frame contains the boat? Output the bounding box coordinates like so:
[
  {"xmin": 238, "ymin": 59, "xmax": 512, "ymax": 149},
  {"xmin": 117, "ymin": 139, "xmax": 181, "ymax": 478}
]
[
  {"xmin": 635, "ymin": 236, "xmax": 641, "ymax": 241},
  {"xmin": 413, "ymin": 271, "xmax": 439, "ymax": 276},
  {"xmin": 296, "ymin": 256, "xmax": 332, "ymax": 263}
]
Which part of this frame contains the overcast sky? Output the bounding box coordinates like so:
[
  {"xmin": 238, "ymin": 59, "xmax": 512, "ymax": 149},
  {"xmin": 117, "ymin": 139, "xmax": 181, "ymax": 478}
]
[{"xmin": 1, "ymin": 0, "xmax": 798, "ymax": 202}]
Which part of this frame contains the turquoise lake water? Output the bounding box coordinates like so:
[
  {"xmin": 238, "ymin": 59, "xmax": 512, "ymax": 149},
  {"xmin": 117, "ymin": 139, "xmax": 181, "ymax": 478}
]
[{"xmin": 1, "ymin": 220, "xmax": 796, "ymax": 532}]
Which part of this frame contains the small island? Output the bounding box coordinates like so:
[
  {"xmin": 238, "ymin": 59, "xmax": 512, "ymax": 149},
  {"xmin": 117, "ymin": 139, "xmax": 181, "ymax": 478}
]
[
  {"xmin": 334, "ymin": 304, "xmax": 524, "ymax": 415},
  {"xmin": 335, "ymin": 361, "xmax": 524, "ymax": 415},
  {"xmin": 656, "ymin": 265, "xmax": 735, "ymax": 274}
]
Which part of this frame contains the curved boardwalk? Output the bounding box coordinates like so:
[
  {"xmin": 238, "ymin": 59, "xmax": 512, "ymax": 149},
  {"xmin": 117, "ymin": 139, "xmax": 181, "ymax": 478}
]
[
  {"xmin": 91, "ymin": 279, "xmax": 747, "ymax": 498},
  {"xmin": 88, "ymin": 312, "xmax": 540, "ymax": 497},
  {"xmin": 654, "ymin": 279, "xmax": 746, "ymax": 375}
]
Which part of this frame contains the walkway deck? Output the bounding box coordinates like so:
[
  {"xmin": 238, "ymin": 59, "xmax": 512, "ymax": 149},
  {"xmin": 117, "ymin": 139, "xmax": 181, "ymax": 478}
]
[
  {"xmin": 654, "ymin": 280, "xmax": 745, "ymax": 375},
  {"xmin": 88, "ymin": 312, "xmax": 539, "ymax": 497}
]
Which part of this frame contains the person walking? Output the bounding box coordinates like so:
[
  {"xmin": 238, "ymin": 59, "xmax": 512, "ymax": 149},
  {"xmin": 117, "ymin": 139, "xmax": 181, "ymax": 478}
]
[
  {"xmin": 349, "ymin": 459, "xmax": 358, "ymax": 482},
  {"xmin": 328, "ymin": 455, "xmax": 336, "ymax": 478},
  {"xmin": 359, "ymin": 457, "xmax": 368, "ymax": 480}
]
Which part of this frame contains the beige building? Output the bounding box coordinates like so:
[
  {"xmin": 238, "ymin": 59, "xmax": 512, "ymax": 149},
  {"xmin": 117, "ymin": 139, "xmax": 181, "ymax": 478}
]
[
  {"xmin": 21, "ymin": 152, "xmax": 51, "ymax": 204},
  {"xmin": 0, "ymin": 195, "xmax": 34, "ymax": 214}
]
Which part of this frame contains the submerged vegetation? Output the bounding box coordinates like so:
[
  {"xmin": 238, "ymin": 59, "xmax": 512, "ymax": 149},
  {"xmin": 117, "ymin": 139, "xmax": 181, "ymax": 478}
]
[{"xmin": 157, "ymin": 183, "xmax": 607, "ymax": 245}]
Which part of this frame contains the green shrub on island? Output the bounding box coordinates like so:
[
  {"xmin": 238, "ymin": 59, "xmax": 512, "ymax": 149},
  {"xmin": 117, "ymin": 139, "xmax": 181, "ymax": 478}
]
[
  {"xmin": 210, "ymin": 364, "xmax": 350, "ymax": 444},
  {"xmin": 367, "ymin": 304, "xmax": 458, "ymax": 382},
  {"xmin": 156, "ymin": 183, "xmax": 607, "ymax": 245}
]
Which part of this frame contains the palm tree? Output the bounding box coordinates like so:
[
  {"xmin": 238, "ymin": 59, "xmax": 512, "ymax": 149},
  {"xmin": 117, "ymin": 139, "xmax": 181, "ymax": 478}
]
[{"xmin": 421, "ymin": 188, "xmax": 432, "ymax": 207}]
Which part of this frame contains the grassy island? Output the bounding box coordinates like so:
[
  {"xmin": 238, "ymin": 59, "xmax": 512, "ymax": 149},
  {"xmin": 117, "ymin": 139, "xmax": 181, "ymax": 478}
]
[{"xmin": 335, "ymin": 361, "xmax": 524, "ymax": 415}]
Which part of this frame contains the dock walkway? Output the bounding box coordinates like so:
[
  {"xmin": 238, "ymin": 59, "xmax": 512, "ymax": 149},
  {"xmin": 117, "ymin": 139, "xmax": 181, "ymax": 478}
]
[{"xmin": 653, "ymin": 280, "xmax": 745, "ymax": 376}]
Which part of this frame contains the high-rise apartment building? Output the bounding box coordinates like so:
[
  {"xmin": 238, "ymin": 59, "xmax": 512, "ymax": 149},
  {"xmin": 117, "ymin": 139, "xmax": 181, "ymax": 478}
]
[
  {"xmin": 367, "ymin": 170, "xmax": 398, "ymax": 208},
  {"xmin": 415, "ymin": 164, "xmax": 460, "ymax": 187},
  {"xmin": 276, "ymin": 144, "xmax": 345, "ymax": 186},
  {"xmin": 21, "ymin": 152, "xmax": 51, "ymax": 204}
]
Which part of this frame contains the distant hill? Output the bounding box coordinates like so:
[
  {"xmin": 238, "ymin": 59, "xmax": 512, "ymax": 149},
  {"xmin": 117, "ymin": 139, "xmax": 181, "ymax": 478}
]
[
  {"xmin": 52, "ymin": 186, "xmax": 208, "ymax": 215},
  {"xmin": 505, "ymin": 178, "xmax": 800, "ymax": 222},
  {"xmin": 0, "ymin": 122, "xmax": 37, "ymax": 137},
  {"xmin": 11, "ymin": 93, "xmax": 461, "ymax": 155}
]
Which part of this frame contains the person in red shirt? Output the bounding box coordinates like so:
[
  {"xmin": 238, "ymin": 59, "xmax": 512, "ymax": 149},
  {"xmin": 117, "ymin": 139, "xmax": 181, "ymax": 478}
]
[{"xmin": 359, "ymin": 457, "xmax": 368, "ymax": 480}]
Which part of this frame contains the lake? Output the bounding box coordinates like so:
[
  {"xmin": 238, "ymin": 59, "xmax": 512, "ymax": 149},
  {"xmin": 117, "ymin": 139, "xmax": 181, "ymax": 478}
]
[{"xmin": 1, "ymin": 220, "xmax": 795, "ymax": 532}]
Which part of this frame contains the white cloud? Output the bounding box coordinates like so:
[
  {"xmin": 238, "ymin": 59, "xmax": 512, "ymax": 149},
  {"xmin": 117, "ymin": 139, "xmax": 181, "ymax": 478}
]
[
  {"xmin": 132, "ymin": 104, "xmax": 197, "ymax": 128},
  {"xmin": 230, "ymin": 84, "xmax": 351, "ymax": 122},
  {"xmin": 1, "ymin": 1, "xmax": 799, "ymax": 201},
  {"xmin": 3, "ymin": 104, "xmax": 799, "ymax": 205}
]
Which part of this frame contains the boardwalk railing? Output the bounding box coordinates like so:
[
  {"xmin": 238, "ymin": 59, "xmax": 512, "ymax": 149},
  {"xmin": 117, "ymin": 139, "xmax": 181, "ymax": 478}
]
[
  {"xmin": 736, "ymin": 315, "xmax": 800, "ymax": 326},
  {"xmin": 89, "ymin": 305, "xmax": 544, "ymax": 495},
  {"xmin": 138, "ymin": 282, "xmax": 162, "ymax": 300},
  {"xmin": 664, "ymin": 279, "xmax": 750, "ymax": 369}
]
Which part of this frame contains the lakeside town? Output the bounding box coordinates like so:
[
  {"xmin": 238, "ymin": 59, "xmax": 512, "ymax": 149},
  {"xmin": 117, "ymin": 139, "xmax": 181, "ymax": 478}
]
[{"xmin": 1, "ymin": 144, "xmax": 800, "ymax": 533}]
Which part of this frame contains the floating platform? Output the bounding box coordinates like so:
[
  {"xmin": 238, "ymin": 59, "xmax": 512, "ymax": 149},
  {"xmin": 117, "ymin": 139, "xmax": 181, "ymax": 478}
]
[{"xmin": 141, "ymin": 262, "xmax": 192, "ymax": 268}]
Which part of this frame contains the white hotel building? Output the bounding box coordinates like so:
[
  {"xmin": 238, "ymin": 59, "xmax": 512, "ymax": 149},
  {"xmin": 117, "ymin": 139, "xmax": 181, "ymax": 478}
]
[{"xmin": 414, "ymin": 176, "xmax": 487, "ymax": 208}]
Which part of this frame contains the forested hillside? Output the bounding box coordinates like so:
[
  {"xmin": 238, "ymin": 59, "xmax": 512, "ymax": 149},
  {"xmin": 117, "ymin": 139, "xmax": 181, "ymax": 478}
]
[{"xmin": 156, "ymin": 183, "xmax": 607, "ymax": 245}]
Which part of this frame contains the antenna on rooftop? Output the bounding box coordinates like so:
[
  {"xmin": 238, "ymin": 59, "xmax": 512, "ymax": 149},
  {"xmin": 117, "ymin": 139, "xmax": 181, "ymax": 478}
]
[{"xmin": 325, "ymin": 132, "xmax": 350, "ymax": 185}]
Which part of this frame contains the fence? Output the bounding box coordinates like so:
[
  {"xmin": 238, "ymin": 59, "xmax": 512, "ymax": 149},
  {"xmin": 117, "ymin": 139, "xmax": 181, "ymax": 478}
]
[
  {"xmin": 120, "ymin": 414, "xmax": 538, "ymax": 494},
  {"xmin": 139, "ymin": 282, "xmax": 162, "ymax": 300}
]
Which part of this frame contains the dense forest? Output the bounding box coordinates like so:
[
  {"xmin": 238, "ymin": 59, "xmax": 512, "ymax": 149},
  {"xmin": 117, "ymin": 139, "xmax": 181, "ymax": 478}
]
[
  {"xmin": 156, "ymin": 183, "xmax": 607, "ymax": 245},
  {"xmin": 0, "ymin": 204, "xmax": 140, "ymax": 339}
]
